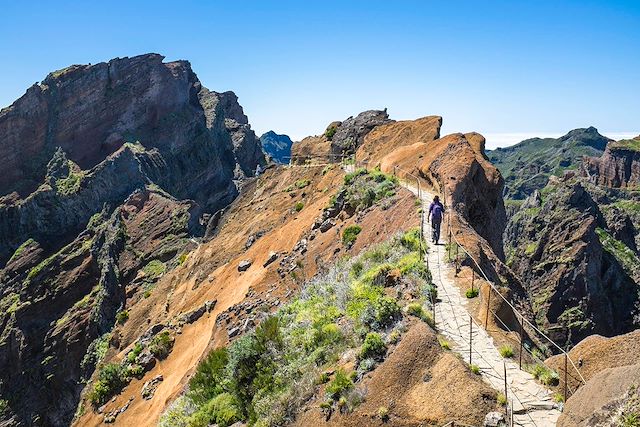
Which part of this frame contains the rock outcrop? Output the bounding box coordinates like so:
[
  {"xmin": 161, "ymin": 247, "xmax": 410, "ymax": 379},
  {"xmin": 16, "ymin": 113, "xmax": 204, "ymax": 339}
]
[
  {"xmin": 505, "ymin": 179, "xmax": 640, "ymax": 347},
  {"xmin": 582, "ymin": 135, "xmax": 640, "ymax": 188},
  {"xmin": 557, "ymin": 363, "xmax": 640, "ymax": 427},
  {"xmin": 0, "ymin": 53, "xmax": 264, "ymax": 426},
  {"xmin": 290, "ymin": 109, "xmax": 392, "ymax": 164}
]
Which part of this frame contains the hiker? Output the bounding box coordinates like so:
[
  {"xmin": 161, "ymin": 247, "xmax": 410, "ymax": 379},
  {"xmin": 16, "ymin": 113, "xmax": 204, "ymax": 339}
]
[{"xmin": 428, "ymin": 195, "xmax": 444, "ymax": 244}]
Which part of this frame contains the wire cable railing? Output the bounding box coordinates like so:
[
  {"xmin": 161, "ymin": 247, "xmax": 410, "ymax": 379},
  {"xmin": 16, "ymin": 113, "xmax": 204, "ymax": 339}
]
[{"xmin": 434, "ymin": 173, "xmax": 588, "ymax": 400}]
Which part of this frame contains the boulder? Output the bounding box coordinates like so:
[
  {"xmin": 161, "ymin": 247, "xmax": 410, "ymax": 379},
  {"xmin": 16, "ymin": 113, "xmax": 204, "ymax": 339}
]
[
  {"xmin": 238, "ymin": 260, "xmax": 252, "ymax": 272},
  {"xmin": 263, "ymin": 251, "xmax": 279, "ymax": 267},
  {"xmin": 484, "ymin": 412, "xmax": 506, "ymax": 427}
]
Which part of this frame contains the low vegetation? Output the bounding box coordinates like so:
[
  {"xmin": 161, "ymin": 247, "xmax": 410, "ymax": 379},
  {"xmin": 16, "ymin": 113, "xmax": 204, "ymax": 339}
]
[
  {"xmin": 143, "ymin": 260, "xmax": 167, "ymax": 280},
  {"xmin": 498, "ymin": 344, "xmax": 514, "ymax": 358},
  {"xmin": 160, "ymin": 229, "xmax": 432, "ymax": 426},
  {"xmin": 88, "ymin": 363, "xmax": 128, "ymax": 406},
  {"xmin": 294, "ymin": 201, "xmax": 304, "ymax": 212},
  {"xmin": 324, "ymin": 126, "xmax": 337, "ymax": 140},
  {"xmin": 294, "ymin": 179, "xmax": 311, "ymax": 189},
  {"xmin": 526, "ymin": 363, "xmax": 559, "ymax": 386},
  {"xmin": 497, "ymin": 393, "xmax": 507, "ymax": 406},
  {"xmin": 342, "ymin": 225, "xmax": 362, "ymax": 247},
  {"xmin": 55, "ymin": 170, "xmax": 84, "ymax": 195},
  {"xmin": 465, "ymin": 288, "xmax": 479, "ymax": 298},
  {"xmin": 149, "ymin": 331, "xmax": 174, "ymax": 359},
  {"xmin": 116, "ymin": 310, "xmax": 129, "ymax": 325},
  {"xmin": 470, "ymin": 364, "xmax": 481, "ymax": 375},
  {"xmin": 8, "ymin": 238, "xmax": 36, "ymax": 263},
  {"xmin": 343, "ymin": 168, "xmax": 398, "ymax": 211}
]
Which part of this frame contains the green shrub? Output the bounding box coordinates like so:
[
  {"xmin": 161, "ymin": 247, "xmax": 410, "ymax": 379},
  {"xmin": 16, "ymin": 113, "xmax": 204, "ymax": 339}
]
[
  {"xmin": 470, "ymin": 364, "xmax": 481, "ymax": 375},
  {"xmin": 497, "ymin": 392, "xmax": 507, "ymax": 406},
  {"xmin": 325, "ymin": 126, "xmax": 337, "ymax": 140},
  {"xmin": 188, "ymin": 393, "xmax": 240, "ymax": 427},
  {"xmin": 406, "ymin": 303, "xmax": 434, "ymax": 327},
  {"xmin": 620, "ymin": 413, "xmax": 640, "ymax": 427},
  {"xmin": 116, "ymin": 310, "xmax": 129, "ymax": 325},
  {"xmin": 143, "ymin": 260, "xmax": 166, "ymax": 279},
  {"xmin": 400, "ymin": 228, "xmax": 423, "ymax": 252},
  {"xmin": 189, "ymin": 348, "xmax": 229, "ymax": 405},
  {"xmin": 343, "ymin": 168, "xmax": 368, "ymax": 185},
  {"xmin": 8, "ymin": 238, "xmax": 36, "ymax": 263},
  {"xmin": 370, "ymin": 296, "xmax": 401, "ymax": 329},
  {"xmin": 127, "ymin": 342, "xmax": 143, "ymax": 363},
  {"xmin": 552, "ymin": 393, "xmax": 564, "ymax": 403},
  {"xmin": 294, "ymin": 201, "xmax": 304, "ymax": 212},
  {"xmin": 438, "ymin": 338, "xmax": 451, "ymax": 350},
  {"xmin": 325, "ymin": 368, "xmax": 353, "ymax": 400},
  {"xmin": 295, "ymin": 179, "xmax": 311, "ymax": 189},
  {"xmin": 88, "ymin": 363, "xmax": 127, "ymax": 406},
  {"xmin": 178, "ymin": 253, "xmax": 188, "ymax": 265},
  {"xmin": 360, "ymin": 332, "xmax": 386, "ymax": 360},
  {"xmin": 499, "ymin": 344, "xmax": 514, "ymax": 358},
  {"xmin": 378, "ymin": 406, "xmax": 389, "ymax": 421},
  {"xmin": 126, "ymin": 364, "xmax": 145, "ymax": 379},
  {"xmin": 527, "ymin": 363, "xmax": 559, "ymax": 386},
  {"xmin": 351, "ymin": 260, "xmax": 364, "ymax": 277},
  {"xmin": 465, "ymin": 288, "xmax": 479, "ymax": 298},
  {"xmin": 342, "ymin": 225, "xmax": 362, "ymax": 247},
  {"xmin": 150, "ymin": 331, "xmax": 174, "ymax": 359},
  {"xmin": 0, "ymin": 399, "xmax": 8, "ymax": 416},
  {"xmin": 317, "ymin": 372, "xmax": 330, "ymax": 385}
]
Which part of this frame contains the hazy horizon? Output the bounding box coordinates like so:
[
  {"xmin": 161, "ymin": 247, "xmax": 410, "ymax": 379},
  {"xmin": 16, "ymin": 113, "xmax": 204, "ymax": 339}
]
[{"xmin": 1, "ymin": 1, "xmax": 638, "ymax": 151}]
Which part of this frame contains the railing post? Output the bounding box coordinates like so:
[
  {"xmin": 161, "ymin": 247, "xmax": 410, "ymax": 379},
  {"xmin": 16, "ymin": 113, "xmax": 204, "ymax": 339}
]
[
  {"xmin": 503, "ymin": 362, "xmax": 508, "ymax": 403},
  {"xmin": 519, "ymin": 315, "xmax": 524, "ymax": 370},
  {"xmin": 469, "ymin": 314, "xmax": 473, "ymax": 365},
  {"xmin": 564, "ymin": 353, "xmax": 568, "ymax": 403},
  {"xmin": 471, "ymin": 267, "xmax": 475, "ymax": 294},
  {"xmin": 485, "ymin": 287, "xmax": 492, "ymax": 329}
]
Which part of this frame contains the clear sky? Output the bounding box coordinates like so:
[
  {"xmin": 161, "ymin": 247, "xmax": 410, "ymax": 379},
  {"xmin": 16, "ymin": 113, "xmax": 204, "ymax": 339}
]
[{"xmin": 1, "ymin": 0, "xmax": 638, "ymax": 148}]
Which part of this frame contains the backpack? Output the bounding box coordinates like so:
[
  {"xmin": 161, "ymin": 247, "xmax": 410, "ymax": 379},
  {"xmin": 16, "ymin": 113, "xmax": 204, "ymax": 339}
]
[{"xmin": 431, "ymin": 203, "xmax": 443, "ymax": 222}]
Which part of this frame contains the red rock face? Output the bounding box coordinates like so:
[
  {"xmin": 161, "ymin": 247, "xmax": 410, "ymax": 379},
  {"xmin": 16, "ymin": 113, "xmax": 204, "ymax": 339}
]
[
  {"xmin": 583, "ymin": 137, "xmax": 640, "ymax": 188},
  {"xmin": 0, "ymin": 53, "xmax": 265, "ymax": 198},
  {"xmin": 0, "ymin": 53, "xmax": 266, "ymax": 426}
]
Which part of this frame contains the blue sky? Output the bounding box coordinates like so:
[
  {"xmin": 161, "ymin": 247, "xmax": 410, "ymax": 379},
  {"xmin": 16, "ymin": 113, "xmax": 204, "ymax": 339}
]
[{"xmin": 0, "ymin": 1, "xmax": 638, "ymax": 148}]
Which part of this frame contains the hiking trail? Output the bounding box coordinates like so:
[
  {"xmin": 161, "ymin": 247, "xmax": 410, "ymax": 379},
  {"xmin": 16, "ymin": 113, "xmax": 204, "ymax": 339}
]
[{"xmin": 407, "ymin": 182, "xmax": 561, "ymax": 427}]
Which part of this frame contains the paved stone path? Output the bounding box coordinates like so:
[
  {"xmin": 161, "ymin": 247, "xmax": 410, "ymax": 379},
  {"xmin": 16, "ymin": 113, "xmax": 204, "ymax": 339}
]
[{"xmin": 408, "ymin": 183, "xmax": 561, "ymax": 427}]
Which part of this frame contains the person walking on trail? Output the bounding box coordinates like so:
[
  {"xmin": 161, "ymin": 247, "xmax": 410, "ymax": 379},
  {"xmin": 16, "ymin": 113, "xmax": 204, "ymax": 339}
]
[{"xmin": 429, "ymin": 195, "xmax": 444, "ymax": 244}]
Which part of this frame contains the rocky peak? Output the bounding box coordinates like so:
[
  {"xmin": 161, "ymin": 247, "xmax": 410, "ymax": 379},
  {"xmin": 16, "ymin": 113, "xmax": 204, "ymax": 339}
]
[
  {"xmin": 582, "ymin": 136, "xmax": 640, "ymax": 188},
  {"xmin": 330, "ymin": 109, "xmax": 392, "ymax": 155},
  {"xmin": 558, "ymin": 126, "xmax": 611, "ymax": 150},
  {"xmin": 260, "ymin": 131, "xmax": 293, "ymax": 164},
  {"xmin": 0, "ymin": 53, "xmax": 265, "ymax": 199}
]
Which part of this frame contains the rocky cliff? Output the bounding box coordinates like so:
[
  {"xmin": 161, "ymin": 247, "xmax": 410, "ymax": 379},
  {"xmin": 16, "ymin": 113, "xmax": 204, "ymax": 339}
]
[
  {"xmin": 504, "ymin": 178, "xmax": 640, "ymax": 347},
  {"xmin": 0, "ymin": 54, "xmax": 265, "ymax": 426},
  {"xmin": 582, "ymin": 135, "xmax": 640, "ymax": 188},
  {"xmin": 260, "ymin": 131, "xmax": 293, "ymax": 163}
]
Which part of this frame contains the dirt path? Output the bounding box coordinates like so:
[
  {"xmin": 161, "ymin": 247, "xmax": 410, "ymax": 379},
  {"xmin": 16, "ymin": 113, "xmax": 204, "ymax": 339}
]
[{"xmin": 404, "ymin": 182, "xmax": 561, "ymax": 427}]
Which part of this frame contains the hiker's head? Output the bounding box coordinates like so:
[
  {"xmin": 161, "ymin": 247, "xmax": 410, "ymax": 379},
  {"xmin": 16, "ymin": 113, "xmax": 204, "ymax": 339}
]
[{"xmin": 433, "ymin": 195, "xmax": 440, "ymax": 203}]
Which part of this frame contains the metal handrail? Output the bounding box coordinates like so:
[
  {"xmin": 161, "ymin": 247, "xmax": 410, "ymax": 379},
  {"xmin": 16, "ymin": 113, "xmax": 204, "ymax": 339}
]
[{"xmin": 437, "ymin": 176, "xmax": 587, "ymax": 388}]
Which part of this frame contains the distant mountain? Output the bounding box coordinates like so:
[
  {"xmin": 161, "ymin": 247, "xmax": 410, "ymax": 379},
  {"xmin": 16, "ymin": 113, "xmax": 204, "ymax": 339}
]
[
  {"xmin": 487, "ymin": 127, "xmax": 611, "ymax": 200},
  {"xmin": 260, "ymin": 130, "xmax": 293, "ymax": 163}
]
